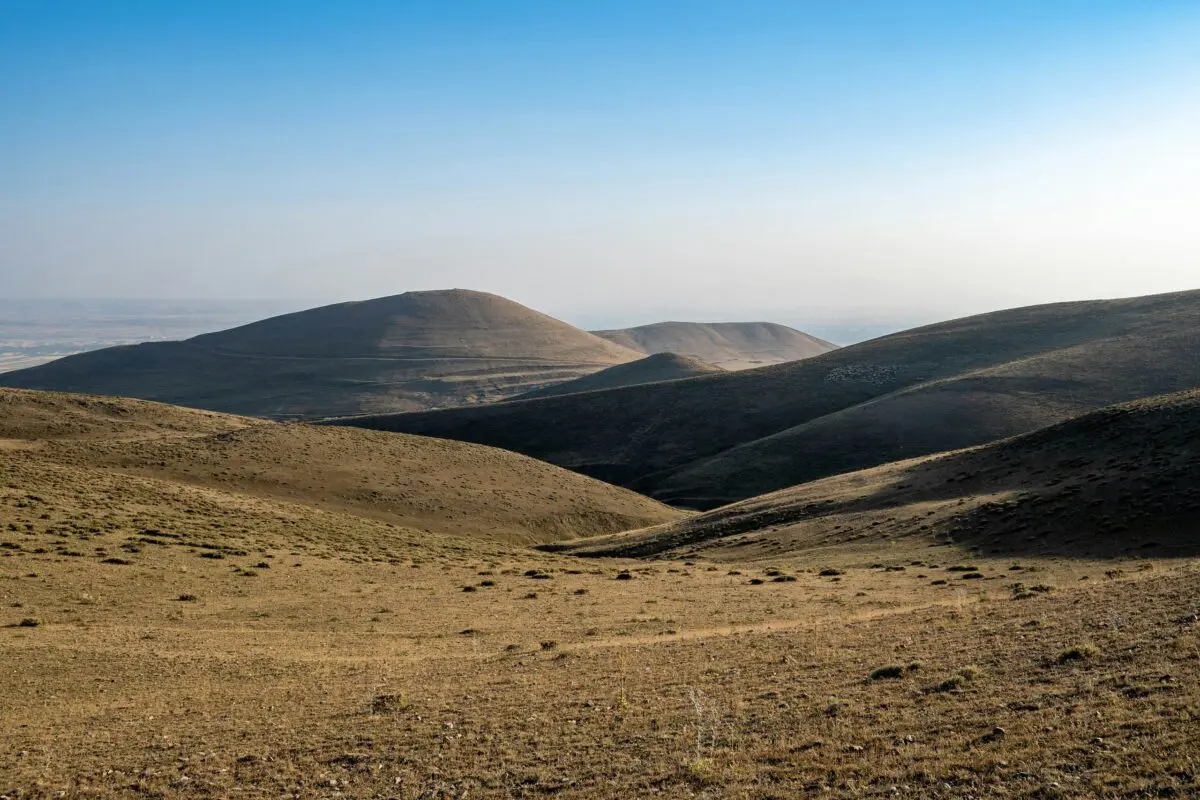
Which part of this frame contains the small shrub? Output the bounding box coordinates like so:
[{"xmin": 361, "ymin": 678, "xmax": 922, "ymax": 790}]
[
  {"xmin": 17, "ymin": 617, "xmax": 40, "ymax": 628},
  {"xmin": 615, "ymin": 571, "xmax": 633, "ymax": 581},
  {"xmin": 772, "ymin": 575, "xmax": 797, "ymax": 583},
  {"xmin": 957, "ymin": 664, "xmax": 982, "ymax": 681},
  {"xmin": 100, "ymin": 557, "xmax": 132, "ymax": 565},
  {"xmin": 748, "ymin": 578, "xmax": 765, "ymax": 585},
  {"xmin": 869, "ymin": 665, "xmax": 905, "ymax": 681},
  {"xmin": 573, "ymin": 588, "xmax": 587, "ymax": 595},
  {"xmin": 540, "ymin": 640, "xmax": 557, "ymax": 650},
  {"xmin": 1058, "ymin": 643, "xmax": 1099, "ymax": 663},
  {"xmin": 461, "ymin": 585, "xmax": 477, "ymax": 593},
  {"xmin": 176, "ymin": 594, "xmax": 199, "ymax": 602},
  {"xmin": 819, "ymin": 568, "xmax": 844, "ymax": 577},
  {"xmin": 479, "ymin": 580, "xmax": 495, "ymax": 587},
  {"xmin": 370, "ymin": 694, "xmax": 406, "ymax": 714},
  {"xmin": 928, "ymin": 675, "xmax": 965, "ymax": 693}
]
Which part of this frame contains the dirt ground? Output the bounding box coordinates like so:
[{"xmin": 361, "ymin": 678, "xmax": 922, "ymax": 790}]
[{"xmin": 4, "ymin": 534, "xmax": 1198, "ymax": 798}]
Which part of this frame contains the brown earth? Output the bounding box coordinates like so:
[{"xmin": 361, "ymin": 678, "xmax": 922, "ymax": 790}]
[
  {"xmin": 0, "ymin": 389, "xmax": 682, "ymax": 545},
  {"xmin": 1, "ymin": 390, "xmax": 1199, "ymax": 797}
]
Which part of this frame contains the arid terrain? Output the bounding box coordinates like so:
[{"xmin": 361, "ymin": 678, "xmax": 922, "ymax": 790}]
[
  {"xmin": 0, "ymin": 291, "xmax": 645, "ymax": 418},
  {"xmin": 3, "ymin": 382, "xmax": 1199, "ymax": 798},
  {"xmin": 347, "ymin": 289, "xmax": 1200, "ymax": 508},
  {"xmin": 0, "ymin": 293, "xmax": 834, "ymax": 420}
]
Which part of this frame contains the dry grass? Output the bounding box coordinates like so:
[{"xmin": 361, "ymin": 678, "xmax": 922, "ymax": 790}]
[{"xmin": 2, "ymin": 388, "xmax": 1198, "ymax": 797}]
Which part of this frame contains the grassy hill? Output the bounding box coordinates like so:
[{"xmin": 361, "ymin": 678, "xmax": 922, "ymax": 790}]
[
  {"xmin": 0, "ymin": 290, "xmax": 643, "ymax": 418},
  {"xmin": 0, "ymin": 388, "xmax": 682, "ymax": 545},
  {"xmin": 555, "ymin": 389, "xmax": 1200, "ymax": 559},
  {"xmin": 592, "ymin": 321, "xmax": 837, "ymax": 369},
  {"xmin": 5, "ymin": 393, "xmax": 1200, "ymax": 799},
  {"xmin": 338, "ymin": 289, "xmax": 1200, "ymax": 507},
  {"xmin": 516, "ymin": 352, "xmax": 724, "ymax": 399}
]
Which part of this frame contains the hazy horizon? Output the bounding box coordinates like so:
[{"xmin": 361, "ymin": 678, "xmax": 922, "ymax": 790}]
[{"xmin": 4, "ymin": 2, "xmax": 1200, "ymax": 321}]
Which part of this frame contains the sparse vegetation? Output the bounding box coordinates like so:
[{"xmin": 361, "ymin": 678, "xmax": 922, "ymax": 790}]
[
  {"xmin": 2, "ymin": 386, "xmax": 1199, "ymax": 798},
  {"xmin": 868, "ymin": 665, "xmax": 905, "ymax": 681},
  {"xmin": 1058, "ymin": 643, "xmax": 1100, "ymax": 663}
]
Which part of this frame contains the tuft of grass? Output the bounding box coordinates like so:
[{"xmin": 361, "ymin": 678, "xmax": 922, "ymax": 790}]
[
  {"xmin": 176, "ymin": 593, "xmax": 199, "ymax": 602},
  {"xmin": 928, "ymin": 675, "xmax": 965, "ymax": 693},
  {"xmin": 1058, "ymin": 643, "xmax": 1099, "ymax": 663}
]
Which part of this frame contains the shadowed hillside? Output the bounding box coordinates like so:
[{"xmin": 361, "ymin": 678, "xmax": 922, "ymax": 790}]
[
  {"xmin": 0, "ymin": 388, "xmax": 682, "ymax": 544},
  {"xmin": 0, "ymin": 290, "xmax": 643, "ymax": 417},
  {"xmin": 336, "ymin": 289, "xmax": 1200, "ymax": 507},
  {"xmin": 516, "ymin": 352, "xmax": 724, "ymax": 399},
  {"xmin": 592, "ymin": 321, "xmax": 837, "ymax": 369},
  {"xmin": 555, "ymin": 390, "xmax": 1200, "ymax": 559}
]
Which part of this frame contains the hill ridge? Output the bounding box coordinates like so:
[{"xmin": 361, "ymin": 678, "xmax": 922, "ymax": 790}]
[
  {"xmin": 337, "ymin": 288, "xmax": 1200, "ymax": 506},
  {"xmin": 592, "ymin": 320, "xmax": 837, "ymax": 370},
  {"xmin": 516, "ymin": 352, "xmax": 725, "ymax": 400}
]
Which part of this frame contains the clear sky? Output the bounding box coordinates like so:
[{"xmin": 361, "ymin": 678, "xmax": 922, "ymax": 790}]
[{"xmin": 3, "ymin": 1, "xmax": 1199, "ymax": 328}]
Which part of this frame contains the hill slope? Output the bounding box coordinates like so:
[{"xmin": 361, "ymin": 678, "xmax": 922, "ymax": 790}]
[
  {"xmin": 555, "ymin": 389, "xmax": 1200, "ymax": 559},
  {"xmin": 1, "ymin": 388, "xmax": 682, "ymax": 544},
  {"xmin": 0, "ymin": 290, "xmax": 643, "ymax": 417},
  {"xmin": 592, "ymin": 321, "xmax": 837, "ymax": 369},
  {"xmin": 336, "ymin": 289, "xmax": 1200, "ymax": 507},
  {"xmin": 516, "ymin": 353, "xmax": 724, "ymax": 399}
]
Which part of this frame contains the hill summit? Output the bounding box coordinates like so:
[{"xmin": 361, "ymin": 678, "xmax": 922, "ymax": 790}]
[
  {"xmin": 0, "ymin": 290, "xmax": 643, "ymax": 418},
  {"xmin": 592, "ymin": 321, "xmax": 837, "ymax": 370}
]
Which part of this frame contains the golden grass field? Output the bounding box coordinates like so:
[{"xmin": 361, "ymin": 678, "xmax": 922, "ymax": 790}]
[{"xmin": 2, "ymin": 389, "xmax": 1198, "ymax": 798}]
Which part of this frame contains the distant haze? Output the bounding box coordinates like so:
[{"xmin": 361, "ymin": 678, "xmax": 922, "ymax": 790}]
[{"xmin": 3, "ymin": 3, "xmax": 1199, "ymax": 319}]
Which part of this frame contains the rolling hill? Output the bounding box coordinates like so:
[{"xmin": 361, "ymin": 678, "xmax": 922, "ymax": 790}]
[
  {"xmin": 592, "ymin": 321, "xmax": 837, "ymax": 369},
  {"xmin": 336, "ymin": 289, "xmax": 1200, "ymax": 508},
  {"xmin": 0, "ymin": 388, "xmax": 683, "ymax": 545},
  {"xmin": 0, "ymin": 290, "xmax": 643, "ymax": 418},
  {"xmin": 553, "ymin": 389, "xmax": 1200, "ymax": 559},
  {"xmin": 515, "ymin": 352, "xmax": 724, "ymax": 399}
]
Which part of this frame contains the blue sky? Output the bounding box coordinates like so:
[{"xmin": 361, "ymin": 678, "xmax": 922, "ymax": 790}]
[{"xmin": 3, "ymin": 1, "xmax": 1199, "ymax": 327}]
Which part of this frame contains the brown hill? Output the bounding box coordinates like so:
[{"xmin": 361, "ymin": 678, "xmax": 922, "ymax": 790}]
[
  {"xmin": 0, "ymin": 290, "xmax": 643, "ymax": 418},
  {"xmin": 554, "ymin": 389, "xmax": 1200, "ymax": 559},
  {"xmin": 516, "ymin": 352, "xmax": 724, "ymax": 399},
  {"xmin": 592, "ymin": 321, "xmax": 837, "ymax": 369},
  {"xmin": 1, "ymin": 388, "xmax": 682, "ymax": 544},
  {"xmin": 335, "ymin": 289, "xmax": 1200, "ymax": 507}
]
